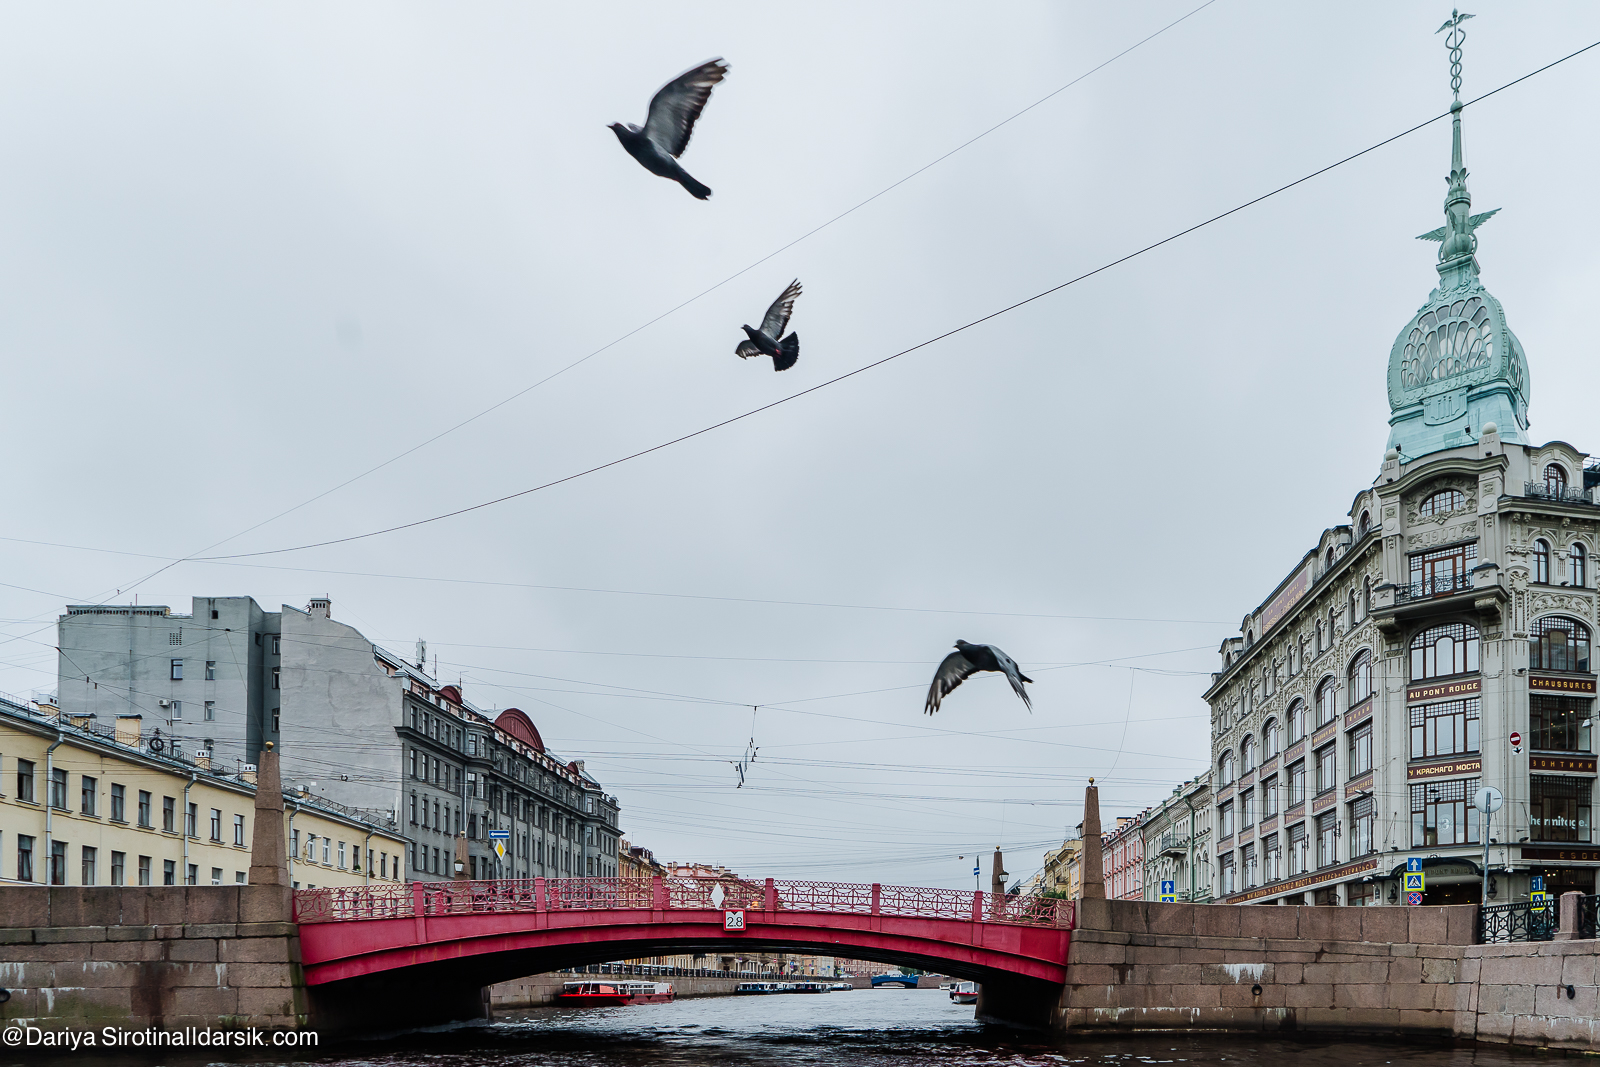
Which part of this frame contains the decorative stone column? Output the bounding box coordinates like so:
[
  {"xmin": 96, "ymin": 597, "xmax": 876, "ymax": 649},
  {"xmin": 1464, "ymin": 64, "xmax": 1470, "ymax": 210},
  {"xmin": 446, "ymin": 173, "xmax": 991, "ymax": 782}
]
[
  {"xmin": 1080, "ymin": 779, "xmax": 1106, "ymax": 900},
  {"xmin": 248, "ymin": 742, "xmax": 290, "ymax": 887}
]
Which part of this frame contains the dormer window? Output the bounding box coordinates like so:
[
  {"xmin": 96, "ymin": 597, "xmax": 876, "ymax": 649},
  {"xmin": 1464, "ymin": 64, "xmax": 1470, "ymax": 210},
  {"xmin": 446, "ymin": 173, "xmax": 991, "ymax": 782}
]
[
  {"xmin": 1545, "ymin": 464, "xmax": 1568, "ymax": 497},
  {"xmin": 1358, "ymin": 511, "xmax": 1371, "ymax": 539}
]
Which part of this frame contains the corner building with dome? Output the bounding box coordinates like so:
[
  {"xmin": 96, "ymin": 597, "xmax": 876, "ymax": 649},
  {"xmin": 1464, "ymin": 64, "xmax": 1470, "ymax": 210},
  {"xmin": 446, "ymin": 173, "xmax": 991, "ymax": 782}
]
[{"xmin": 1204, "ymin": 93, "xmax": 1597, "ymax": 908}]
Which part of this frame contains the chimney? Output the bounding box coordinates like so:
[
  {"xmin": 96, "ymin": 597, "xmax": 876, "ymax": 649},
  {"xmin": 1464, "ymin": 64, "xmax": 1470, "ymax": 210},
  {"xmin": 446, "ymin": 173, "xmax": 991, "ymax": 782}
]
[
  {"xmin": 573, "ymin": 760, "xmax": 585, "ymax": 774},
  {"xmin": 308, "ymin": 598, "xmax": 332, "ymax": 619},
  {"xmin": 241, "ymin": 763, "xmax": 258, "ymax": 785},
  {"xmin": 115, "ymin": 715, "xmax": 142, "ymax": 748},
  {"xmin": 195, "ymin": 749, "xmax": 212, "ymax": 771}
]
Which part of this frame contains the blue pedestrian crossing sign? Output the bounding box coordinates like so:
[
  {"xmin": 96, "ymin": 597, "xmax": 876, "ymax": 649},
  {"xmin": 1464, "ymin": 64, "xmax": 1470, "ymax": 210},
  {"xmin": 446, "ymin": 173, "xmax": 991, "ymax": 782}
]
[
  {"xmin": 1404, "ymin": 872, "xmax": 1426, "ymax": 892},
  {"xmin": 1406, "ymin": 857, "xmax": 1423, "ymax": 873},
  {"xmin": 1160, "ymin": 880, "xmax": 1176, "ymax": 903},
  {"xmin": 1532, "ymin": 875, "xmax": 1545, "ymax": 892}
]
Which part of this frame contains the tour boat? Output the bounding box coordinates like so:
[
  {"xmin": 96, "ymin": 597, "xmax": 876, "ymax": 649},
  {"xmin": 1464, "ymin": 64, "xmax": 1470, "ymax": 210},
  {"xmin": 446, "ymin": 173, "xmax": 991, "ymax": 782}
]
[
  {"xmin": 735, "ymin": 982, "xmax": 780, "ymax": 994},
  {"xmin": 949, "ymin": 981, "xmax": 979, "ymax": 1004},
  {"xmin": 557, "ymin": 980, "xmax": 675, "ymax": 1006},
  {"xmin": 830, "ymin": 982, "xmax": 854, "ymax": 991},
  {"xmin": 792, "ymin": 981, "xmax": 830, "ymax": 993}
]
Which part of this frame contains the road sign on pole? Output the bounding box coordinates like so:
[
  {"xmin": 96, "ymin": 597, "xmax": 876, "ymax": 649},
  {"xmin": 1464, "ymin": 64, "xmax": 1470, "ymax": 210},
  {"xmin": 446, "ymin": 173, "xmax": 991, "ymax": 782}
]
[
  {"xmin": 1407, "ymin": 857, "xmax": 1423, "ymax": 873},
  {"xmin": 1530, "ymin": 891, "xmax": 1550, "ymax": 912},
  {"xmin": 724, "ymin": 910, "xmax": 746, "ymax": 931},
  {"xmin": 488, "ymin": 829, "xmax": 510, "ymax": 839},
  {"xmin": 1404, "ymin": 872, "xmax": 1426, "ymax": 892},
  {"xmin": 1532, "ymin": 875, "xmax": 1545, "ymax": 892},
  {"xmin": 1160, "ymin": 880, "xmax": 1176, "ymax": 903},
  {"xmin": 1406, "ymin": 891, "xmax": 1424, "ymax": 906}
]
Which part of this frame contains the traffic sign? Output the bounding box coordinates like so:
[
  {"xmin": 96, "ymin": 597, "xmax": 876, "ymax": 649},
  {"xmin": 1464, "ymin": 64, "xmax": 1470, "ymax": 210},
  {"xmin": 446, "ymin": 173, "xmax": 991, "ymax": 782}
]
[
  {"xmin": 1407, "ymin": 857, "xmax": 1424, "ymax": 873},
  {"xmin": 488, "ymin": 829, "xmax": 510, "ymax": 840},
  {"xmin": 1530, "ymin": 891, "xmax": 1550, "ymax": 912},
  {"xmin": 1510, "ymin": 732, "xmax": 1522, "ymax": 746},
  {"xmin": 724, "ymin": 909, "xmax": 746, "ymax": 931},
  {"xmin": 972, "ymin": 866, "xmax": 980, "ymax": 878},
  {"xmin": 1404, "ymin": 872, "xmax": 1426, "ymax": 892},
  {"xmin": 1160, "ymin": 880, "xmax": 1176, "ymax": 903},
  {"xmin": 1532, "ymin": 875, "xmax": 1545, "ymax": 892},
  {"xmin": 493, "ymin": 841, "xmax": 507, "ymax": 860},
  {"xmin": 1406, "ymin": 891, "xmax": 1424, "ymax": 906}
]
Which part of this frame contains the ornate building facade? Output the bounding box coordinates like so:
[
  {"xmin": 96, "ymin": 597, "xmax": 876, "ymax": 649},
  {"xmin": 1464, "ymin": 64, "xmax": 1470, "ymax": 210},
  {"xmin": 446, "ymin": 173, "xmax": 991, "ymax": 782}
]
[
  {"xmin": 1139, "ymin": 774, "xmax": 1213, "ymax": 903},
  {"xmin": 1206, "ymin": 74, "xmax": 1597, "ymax": 906}
]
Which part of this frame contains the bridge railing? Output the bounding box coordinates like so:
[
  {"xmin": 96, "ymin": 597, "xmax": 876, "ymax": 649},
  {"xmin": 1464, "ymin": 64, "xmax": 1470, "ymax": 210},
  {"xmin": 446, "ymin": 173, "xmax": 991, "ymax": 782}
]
[{"xmin": 293, "ymin": 876, "xmax": 1075, "ymax": 930}]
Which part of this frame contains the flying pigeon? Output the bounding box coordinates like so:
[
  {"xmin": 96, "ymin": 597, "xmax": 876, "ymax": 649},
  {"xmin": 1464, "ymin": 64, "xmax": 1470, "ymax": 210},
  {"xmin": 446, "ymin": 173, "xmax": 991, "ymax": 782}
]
[
  {"xmin": 924, "ymin": 640, "xmax": 1033, "ymax": 715},
  {"xmin": 608, "ymin": 58, "xmax": 728, "ymax": 200},
  {"xmin": 735, "ymin": 280, "xmax": 802, "ymax": 371}
]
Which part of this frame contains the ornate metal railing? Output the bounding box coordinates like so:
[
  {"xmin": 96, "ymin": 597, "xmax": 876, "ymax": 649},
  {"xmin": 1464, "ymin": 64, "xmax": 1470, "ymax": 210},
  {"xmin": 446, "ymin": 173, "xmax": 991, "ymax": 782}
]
[
  {"xmin": 1396, "ymin": 572, "xmax": 1474, "ymax": 602},
  {"xmin": 293, "ymin": 875, "xmax": 1075, "ymax": 929},
  {"xmin": 1523, "ymin": 481, "xmax": 1595, "ymax": 506},
  {"xmin": 1478, "ymin": 898, "xmax": 1559, "ymax": 944},
  {"xmin": 1578, "ymin": 894, "xmax": 1599, "ymax": 941}
]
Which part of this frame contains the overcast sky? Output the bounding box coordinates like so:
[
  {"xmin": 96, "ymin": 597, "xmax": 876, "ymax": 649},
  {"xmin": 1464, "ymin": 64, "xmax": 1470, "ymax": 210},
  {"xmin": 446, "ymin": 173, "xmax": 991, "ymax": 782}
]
[{"xmin": 4, "ymin": 2, "xmax": 1600, "ymax": 889}]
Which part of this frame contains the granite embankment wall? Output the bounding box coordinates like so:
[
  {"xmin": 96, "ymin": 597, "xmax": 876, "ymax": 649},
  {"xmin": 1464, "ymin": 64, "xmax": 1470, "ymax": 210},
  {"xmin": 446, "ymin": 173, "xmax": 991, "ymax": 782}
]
[
  {"xmin": 0, "ymin": 885, "xmax": 305, "ymax": 1030},
  {"xmin": 1057, "ymin": 897, "xmax": 1600, "ymax": 1051}
]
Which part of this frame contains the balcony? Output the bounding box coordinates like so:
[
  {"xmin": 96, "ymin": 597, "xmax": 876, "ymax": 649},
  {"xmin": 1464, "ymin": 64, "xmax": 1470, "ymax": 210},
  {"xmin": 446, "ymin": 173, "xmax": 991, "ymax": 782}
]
[
  {"xmin": 1522, "ymin": 481, "xmax": 1597, "ymax": 506},
  {"xmin": 1375, "ymin": 568, "xmax": 1506, "ymax": 634},
  {"xmin": 1157, "ymin": 834, "xmax": 1190, "ymax": 857},
  {"xmin": 1395, "ymin": 572, "xmax": 1473, "ymax": 602}
]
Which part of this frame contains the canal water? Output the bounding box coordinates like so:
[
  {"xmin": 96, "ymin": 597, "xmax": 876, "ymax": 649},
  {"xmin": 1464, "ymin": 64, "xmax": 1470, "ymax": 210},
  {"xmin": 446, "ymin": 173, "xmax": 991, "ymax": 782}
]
[{"xmin": 3, "ymin": 989, "xmax": 1546, "ymax": 1065}]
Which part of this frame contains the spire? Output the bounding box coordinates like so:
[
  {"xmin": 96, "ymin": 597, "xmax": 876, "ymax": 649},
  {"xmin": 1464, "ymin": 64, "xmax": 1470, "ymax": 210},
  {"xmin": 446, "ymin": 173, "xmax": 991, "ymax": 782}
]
[{"xmin": 1417, "ymin": 10, "xmax": 1497, "ymax": 289}]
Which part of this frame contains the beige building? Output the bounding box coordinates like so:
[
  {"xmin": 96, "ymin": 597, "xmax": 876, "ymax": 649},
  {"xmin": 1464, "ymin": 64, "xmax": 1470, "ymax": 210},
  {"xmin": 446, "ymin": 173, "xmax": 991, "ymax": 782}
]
[
  {"xmin": 0, "ymin": 695, "xmax": 405, "ymax": 889},
  {"xmin": 1041, "ymin": 837, "xmax": 1082, "ymax": 898}
]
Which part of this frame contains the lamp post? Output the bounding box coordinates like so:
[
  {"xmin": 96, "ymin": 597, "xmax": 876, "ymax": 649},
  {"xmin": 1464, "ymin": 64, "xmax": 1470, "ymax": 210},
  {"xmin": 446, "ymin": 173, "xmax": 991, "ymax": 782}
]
[{"xmin": 1475, "ymin": 786, "xmax": 1503, "ymax": 907}]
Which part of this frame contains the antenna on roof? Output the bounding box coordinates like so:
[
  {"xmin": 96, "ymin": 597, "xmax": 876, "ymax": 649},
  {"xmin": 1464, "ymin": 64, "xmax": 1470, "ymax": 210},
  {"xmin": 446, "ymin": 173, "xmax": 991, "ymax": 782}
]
[{"xmin": 730, "ymin": 706, "xmax": 760, "ymax": 788}]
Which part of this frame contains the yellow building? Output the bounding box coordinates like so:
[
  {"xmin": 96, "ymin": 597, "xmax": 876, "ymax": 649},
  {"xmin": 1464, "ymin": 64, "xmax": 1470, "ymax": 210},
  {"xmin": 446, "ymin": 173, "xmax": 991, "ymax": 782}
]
[
  {"xmin": 0, "ymin": 696, "xmax": 405, "ymax": 889},
  {"xmin": 1043, "ymin": 838, "xmax": 1083, "ymax": 898}
]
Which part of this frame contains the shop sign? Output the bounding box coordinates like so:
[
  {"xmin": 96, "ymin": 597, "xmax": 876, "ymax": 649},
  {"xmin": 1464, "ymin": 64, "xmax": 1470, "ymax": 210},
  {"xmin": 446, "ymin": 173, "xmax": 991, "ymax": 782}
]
[
  {"xmin": 1344, "ymin": 698, "xmax": 1374, "ymax": 730},
  {"xmin": 1528, "ymin": 755, "xmax": 1598, "ymax": 775},
  {"xmin": 1224, "ymin": 856, "xmax": 1381, "ymax": 904},
  {"xmin": 1407, "ymin": 757, "xmax": 1482, "ymax": 781},
  {"xmin": 1407, "ymin": 677, "xmax": 1481, "ymax": 704},
  {"xmin": 1312, "ymin": 792, "xmax": 1337, "ymax": 814},
  {"xmin": 1260, "ymin": 564, "xmax": 1312, "ymax": 636},
  {"xmin": 1529, "ymin": 675, "xmax": 1597, "ymax": 695},
  {"xmin": 1520, "ymin": 845, "xmax": 1600, "ymax": 863},
  {"xmin": 1312, "ymin": 722, "xmax": 1338, "ymax": 748},
  {"xmin": 1344, "ymin": 772, "xmax": 1373, "ymax": 799}
]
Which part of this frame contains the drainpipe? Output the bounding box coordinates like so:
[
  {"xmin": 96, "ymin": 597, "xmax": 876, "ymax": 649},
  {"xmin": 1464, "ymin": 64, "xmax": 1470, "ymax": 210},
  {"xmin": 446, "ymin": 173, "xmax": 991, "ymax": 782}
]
[
  {"xmin": 43, "ymin": 731, "xmax": 64, "ymax": 884},
  {"xmin": 182, "ymin": 772, "xmax": 197, "ymax": 885},
  {"xmin": 362, "ymin": 827, "xmax": 375, "ymax": 885},
  {"xmin": 287, "ymin": 803, "xmax": 299, "ymax": 885},
  {"xmin": 1182, "ymin": 791, "xmax": 1198, "ymax": 903}
]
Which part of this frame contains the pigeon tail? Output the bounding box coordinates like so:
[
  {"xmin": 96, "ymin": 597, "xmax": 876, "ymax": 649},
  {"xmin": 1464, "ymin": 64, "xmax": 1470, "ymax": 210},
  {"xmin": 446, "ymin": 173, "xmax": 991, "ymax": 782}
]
[
  {"xmin": 772, "ymin": 332, "xmax": 799, "ymax": 371},
  {"xmin": 678, "ymin": 173, "xmax": 712, "ymax": 200}
]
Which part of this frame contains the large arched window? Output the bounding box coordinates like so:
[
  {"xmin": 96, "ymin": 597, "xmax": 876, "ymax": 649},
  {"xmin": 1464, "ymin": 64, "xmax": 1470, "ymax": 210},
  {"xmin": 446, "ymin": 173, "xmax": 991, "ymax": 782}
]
[
  {"xmin": 1348, "ymin": 650, "xmax": 1373, "ymax": 706},
  {"xmin": 1263, "ymin": 718, "xmax": 1280, "ymax": 759},
  {"xmin": 1315, "ymin": 677, "xmax": 1338, "ymax": 728},
  {"xmin": 1546, "ymin": 464, "xmax": 1568, "ymax": 497},
  {"xmin": 1530, "ymin": 616, "xmax": 1592, "ymax": 673},
  {"xmin": 1241, "ymin": 735, "xmax": 1257, "ymax": 773},
  {"xmin": 1286, "ymin": 700, "xmax": 1306, "ymax": 744},
  {"xmin": 1534, "ymin": 539, "xmax": 1552, "ymax": 584},
  {"xmin": 1571, "ymin": 543, "xmax": 1587, "ymax": 588},
  {"xmin": 1218, "ymin": 752, "xmax": 1235, "ymax": 787},
  {"xmin": 1419, "ymin": 489, "xmax": 1465, "ymax": 517},
  {"xmin": 1410, "ymin": 621, "xmax": 1480, "ymax": 680},
  {"xmin": 1358, "ymin": 511, "xmax": 1371, "ymax": 540}
]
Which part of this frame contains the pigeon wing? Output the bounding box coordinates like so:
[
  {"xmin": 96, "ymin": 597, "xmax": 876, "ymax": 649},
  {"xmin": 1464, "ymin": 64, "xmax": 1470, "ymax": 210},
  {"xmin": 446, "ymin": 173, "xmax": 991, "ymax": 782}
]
[
  {"xmin": 643, "ymin": 58, "xmax": 728, "ymax": 158},
  {"xmin": 925, "ymin": 650, "xmax": 978, "ymax": 715},
  {"xmin": 735, "ymin": 339, "xmax": 762, "ymax": 360},
  {"xmin": 759, "ymin": 279, "xmax": 802, "ymax": 338},
  {"xmin": 986, "ymin": 645, "xmax": 1033, "ymax": 711}
]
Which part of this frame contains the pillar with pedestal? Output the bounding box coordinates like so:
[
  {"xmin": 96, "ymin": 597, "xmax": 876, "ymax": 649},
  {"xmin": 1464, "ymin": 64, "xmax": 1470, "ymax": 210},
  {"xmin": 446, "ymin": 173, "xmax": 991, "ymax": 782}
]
[
  {"xmin": 1079, "ymin": 778, "xmax": 1105, "ymax": 900},
  {"xmin": 248, "ymin": 742, "xmax": 289, "ymax": 887}
]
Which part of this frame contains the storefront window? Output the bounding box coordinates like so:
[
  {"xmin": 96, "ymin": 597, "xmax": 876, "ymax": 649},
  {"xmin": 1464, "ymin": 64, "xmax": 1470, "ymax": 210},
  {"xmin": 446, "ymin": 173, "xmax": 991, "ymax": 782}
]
[
  {"xmin": 1530, "ymin": 695, "xmax": 1593, "ymax": 752},
  {"xmin": 1530, "ymin": 616, "xmax": 1591, "ymax": 673},
  {"xmin": 1530, "ymin": 776, "xmax": 1592, "ymax": 843},
  {"xmin": 1411, "ymin": 778, "xmax": 1480, "ymax": 847},
  {"xmin": 1409, "ymin": 698, "xmax": 1480, "ymax": 759}
]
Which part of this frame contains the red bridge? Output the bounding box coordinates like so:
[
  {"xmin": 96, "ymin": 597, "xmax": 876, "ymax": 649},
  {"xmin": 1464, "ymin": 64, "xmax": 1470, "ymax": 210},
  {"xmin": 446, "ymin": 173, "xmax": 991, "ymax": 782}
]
[{"xmin": 295, "ymin": 875, "xmax": 1074, "ymax": 1026}]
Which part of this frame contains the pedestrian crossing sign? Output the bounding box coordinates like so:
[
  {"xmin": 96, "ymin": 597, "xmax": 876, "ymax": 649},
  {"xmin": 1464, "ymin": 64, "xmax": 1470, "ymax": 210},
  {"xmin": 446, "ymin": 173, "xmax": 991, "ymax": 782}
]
[
  {"xmin": 494, "ymin": 840, "xmax": 507, "ymax": 860},
  {"xmin": 1404, "ymin": 872, "xmax": 1425, "ymax": 892},
  {"xmin": 1530, "ymin": 891, "xmax": 1549, "ymax": 912},
  {"xmin": 1160, "ymin": 880, "xmax": 1176, "ymax": 903}
]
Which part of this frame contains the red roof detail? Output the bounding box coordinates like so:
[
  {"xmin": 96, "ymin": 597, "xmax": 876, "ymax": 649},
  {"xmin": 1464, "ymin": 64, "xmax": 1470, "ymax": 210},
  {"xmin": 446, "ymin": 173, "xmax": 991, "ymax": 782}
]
[
  {"xmin": 438, "ymin": 685, "xmax": 462, "ymax": 705},
  {"xmin": 495, "ymin": 708, "xmax": 544, "ymax": 752}
]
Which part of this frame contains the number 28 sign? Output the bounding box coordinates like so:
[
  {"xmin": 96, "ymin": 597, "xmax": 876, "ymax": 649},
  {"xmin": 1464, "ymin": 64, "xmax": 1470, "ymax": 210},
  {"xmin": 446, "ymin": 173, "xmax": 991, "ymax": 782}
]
[{"xmin": 723, "ymin": 910, "xmax": 746, "ymax": 931}]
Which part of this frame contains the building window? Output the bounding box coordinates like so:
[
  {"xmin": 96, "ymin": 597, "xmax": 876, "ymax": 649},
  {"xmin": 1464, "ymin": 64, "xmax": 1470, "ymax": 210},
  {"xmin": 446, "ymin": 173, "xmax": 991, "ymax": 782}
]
[
  {"xmin": 1287, "ymin": 760, "xmax": 1306, "ymax": 808},
  {"xmin": 1289, "ymin": 823, "xmax": 1308, "ymax": 874},
  {"xmin": 291, "ymin": 829, "xmax": 299, "ymax": 858},
  {"xmin": 15, "ymin": 760, "xmax": 33, "ymax": 803},
  {"xmin": 171, "ymin": 659, "xmax": 183, "ymax": 680},
  {"xmin": 1530, "ymin": 695, "xmax": 1593, "ymax": 752},
  {"xmin": 1316, "ymin": 678, "xmax": 1337, "ymax": 728},
  {"xmin": 1218, "ymin": 801, "xmax": 1235, "ymax": 839},
  {"xmin": 1263, "ymin": 718, "xmax": 1279, "ymax": 759},
  {"xmin": 82, "ymin": 846, "xmax": 97, "ymax": 885},
  {"xmin": 1241, "ymin": 788, "xmax": 1255, "ymax": 829},
  {"xmin": 1530, "ymin": 616, "xmax": 1591, "ymax": 673},
  {"xmin": 338, "ymin": 842, "xmax": 347, "ymax": 869},
  {"xmin": 1410, "ymin": 698, "xmax": 1480, "ymax": 759},
  {"xmin": 1573, "ymin": 544, "xmax": 1589, "ymax": 588},
  {"xmin": 1411, "ymin": 778, "xmax": 1479, "ymax": 847},
  {"xmin": 211, "ymin": 867, "xmax": 223, "ymax": 886},
  {"xmin": 234, "ymin": 814, "xmax": 246, "ymax": 846},
  {"xmin": 137, "ymin": 790, "xmax": 151, "ymax": 828},
  {"xmin": 49, "ymin": 768, "xmax": 67, "ymax": 810},
  {"xmin": 1314, "ymin": 743, "xmax": 1337, "ymax": 795},
  {"xmin": 209, "ymin": 808, "xmax": 222, "ymax": 842},
  {"xmin": 1418, "ymin": 489, "xmax": 1465, "ymax": 516},
  {"xmin": 111, "ymin": 851, "xmax": 125, "ymax": 886},
  {"xmin": 80, "ymin": 776, "xmax": 97, "ymax": 816},
  {"xmin": 1546, "ymin": 464, "xmax": 1568, "ymax": 496},
  {"xmin": 110, "ymin": 784, "xmax": 125, "ymax": 822},
  {"xmin": 1220, "ymin": 852, "xmax": 1236, "ymax": 895},
  {"xmin": 1530, "ymin": 776, "xmax": 1592, "ymax": 843},
  {"xmin": 409, "ymin": 792, "xmax": 417, "ymax": 825},
  {"xmin": 1241, "ymin": 736, "xmax": 1256, "ymax": 773},
  {"xmin": 186, "ymin": 863, "xmax": 197, "ymax": 886},
  {"xmin": 1534, "ymin": 539, "xmax": 1552, "ymax": 585},
  {"xmin": 271, "ymin": 667, "xmax": 280, "ymax": 690},
  {"xmin": 1287, "ymin": 700, "xmax": 1306, "ymax": 744},
  {"xmin": 1358, "ymin": 511, "xmax": 1371, "ymax": 539},
  {"xmin": 162, "ymin": 796, "xmax": 175, "ymax": 833},
  {"xmin": 1348, "ymin": 722, "xmax": 1373, "ymax": 777},
  {"xmin": 1263, "ymin": 774, "xmax": 1279, "ymax": 818},
  {"xmin": 1351, "ymin": 795, "xmax": 1375, "ymax": 857},
  {"xmin": 1348, "ymin": 651, "xmax": 1372, "ymax": 707},
  {"xmin": 1410, "ymin": 621, "xmax": 1480, "ymax": 680},
  {"xmin": 204, "ymin": 701, "xmax": 214, "ymax": 722},
  {"xmin": 322, "ymin": 837, "xmax": 331, "ymax": 864},
  {"xmin": 16, "ymin": 836, "xmax": 33, "ymax": 881},
  {"xmin": 1263, "ymin": 833, "xmax": 1281, "ymax": 882},
  {"xmin": 205, "ymin": 661, "xmax": 216, "ymax": 680},
  {"xmin": 185, "ymin": 802, "xmax": 197, "ymax": 837},
  {"xmin": 49, "ymin": 841, "xmax": 66, "ymax": 886},
  {"xmin": 138, "ymin": 855, "xmax": 151, "ymax": 885},
  {"xmin": 1315, "ymin": 812, "xmax": 1338, "ymax": 868},
  {"xmin": 1410, "ymin": 541, "xmax": 1478, "ymax": 598}
]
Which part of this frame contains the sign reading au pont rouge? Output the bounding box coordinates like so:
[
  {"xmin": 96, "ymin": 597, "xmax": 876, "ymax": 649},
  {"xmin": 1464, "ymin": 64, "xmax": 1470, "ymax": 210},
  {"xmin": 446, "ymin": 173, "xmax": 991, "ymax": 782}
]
[{"xmin": 1406, "ymin": 677, "xmax": 1481, "ymax": 704}]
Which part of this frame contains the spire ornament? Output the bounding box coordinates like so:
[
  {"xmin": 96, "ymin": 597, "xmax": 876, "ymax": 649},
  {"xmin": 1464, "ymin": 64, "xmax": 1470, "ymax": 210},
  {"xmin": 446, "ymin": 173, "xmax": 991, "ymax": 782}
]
[{"xmin": 1417, "ymin": 10, "xmax": 1497, "ymax": 287}]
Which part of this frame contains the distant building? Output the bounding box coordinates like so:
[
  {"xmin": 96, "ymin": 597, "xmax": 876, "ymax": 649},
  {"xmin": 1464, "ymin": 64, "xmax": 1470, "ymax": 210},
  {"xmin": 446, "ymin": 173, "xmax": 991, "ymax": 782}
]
[
  {"xmin": 1103, "ymin": 814, "xmax": 1146, "ymax": 901},
  {"xmin": 57, "ymin": 596, "xmax": 621, "ymax": 884},
  {"xmin": 1041, "ymin": 837, "xmax": 1082, "ymax": 898},
  {"xmin": 0, "ymin": 692, "xmax": 405, "ymax": 888},
  {"xmin": 1139, "ymin": 774, "xmax": 1212, "ymax": 902}
]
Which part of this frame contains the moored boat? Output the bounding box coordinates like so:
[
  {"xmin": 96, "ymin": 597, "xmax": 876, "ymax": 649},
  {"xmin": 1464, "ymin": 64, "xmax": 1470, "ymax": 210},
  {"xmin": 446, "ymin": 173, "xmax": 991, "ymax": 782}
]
[
  {"xmin": 829, "ymin": 982, "xmax": 854, "ymax": 991},
  {"xmin": 792, "ymin": 981, "xmax": 830, "ymax": 993},
  {"xmin": 949, "ymin": 981, "xmax": 979, "ymax": 1005},
  {"xmin": 557, "ymin": 980, "xmax": 675, "ymax": 1006},
  {"xmin": 735, "ymin": 982, "xmax": 779, "ymax": 994}
]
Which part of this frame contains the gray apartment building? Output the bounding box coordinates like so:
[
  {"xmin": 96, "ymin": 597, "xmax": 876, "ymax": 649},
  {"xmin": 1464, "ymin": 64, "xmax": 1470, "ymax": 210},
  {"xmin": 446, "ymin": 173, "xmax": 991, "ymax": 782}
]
[{"xmin": 57, "ymin": 597, "xmax": 621, "ymax": 882}]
